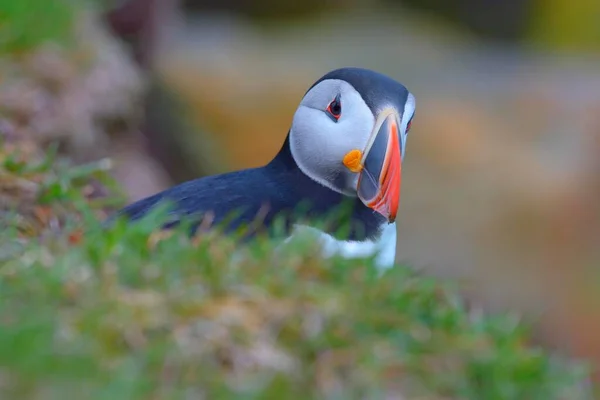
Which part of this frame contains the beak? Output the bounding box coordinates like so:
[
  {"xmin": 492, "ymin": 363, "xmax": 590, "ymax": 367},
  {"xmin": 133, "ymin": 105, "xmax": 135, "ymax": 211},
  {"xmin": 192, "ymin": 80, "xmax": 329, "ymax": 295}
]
[{"xmin": 356, "ymin": 109, "xmax": 403, "ymax": 223}]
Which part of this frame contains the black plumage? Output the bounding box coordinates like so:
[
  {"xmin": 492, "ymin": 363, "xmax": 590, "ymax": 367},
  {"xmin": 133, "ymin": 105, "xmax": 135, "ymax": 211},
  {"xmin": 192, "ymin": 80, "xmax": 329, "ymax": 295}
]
[
  {"xmin": 308, "ymin": 68, "xmax": 410, "ymax": 115},
  {"xmin": 116, "ymin": 136, "xmax": 385, "ymax": 241}
]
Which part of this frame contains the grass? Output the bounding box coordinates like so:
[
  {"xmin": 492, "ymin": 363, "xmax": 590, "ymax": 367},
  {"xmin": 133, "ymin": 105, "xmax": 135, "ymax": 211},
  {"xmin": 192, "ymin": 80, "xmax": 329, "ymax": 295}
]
[
  {"xmin": 0, "ymin": 0, "xmax": 117, "ymax": 55},
  {"xmin": 0, "ymin": 0, "xmax": 76, "ymax": 54},
  {"xmin": 0, "ymin": 137, "xmax": 594, "ymax": 399}
]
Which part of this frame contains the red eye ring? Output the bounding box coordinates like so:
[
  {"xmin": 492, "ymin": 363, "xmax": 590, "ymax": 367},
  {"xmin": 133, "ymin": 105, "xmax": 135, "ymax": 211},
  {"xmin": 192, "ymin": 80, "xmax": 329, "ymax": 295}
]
[{"xmin": 326, "ymin": 95, "xmax": 342, "ymax": 121}]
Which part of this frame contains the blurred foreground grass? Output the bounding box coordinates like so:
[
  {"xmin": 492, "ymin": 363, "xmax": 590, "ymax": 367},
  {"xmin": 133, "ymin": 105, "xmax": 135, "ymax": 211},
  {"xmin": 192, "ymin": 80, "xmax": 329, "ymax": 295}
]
[{"xmin": 0, "ymin": 138, "xmax": 594, "ymax": 399}]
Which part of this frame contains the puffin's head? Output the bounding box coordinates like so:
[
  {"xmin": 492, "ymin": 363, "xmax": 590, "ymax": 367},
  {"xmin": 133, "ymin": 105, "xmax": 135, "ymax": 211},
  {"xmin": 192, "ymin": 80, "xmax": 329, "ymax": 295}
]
[{"xmin": 289, "ymin": 67, "xmax": 415, "ymax": 223}]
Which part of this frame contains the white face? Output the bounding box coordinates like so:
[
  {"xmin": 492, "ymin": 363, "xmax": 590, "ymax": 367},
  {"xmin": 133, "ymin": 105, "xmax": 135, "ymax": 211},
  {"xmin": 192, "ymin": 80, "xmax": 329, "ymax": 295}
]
[
  {"xmin": 289, "ymin": 79, "xmax": 374, "ymax": 196},
  {"xmin": 399, "ymin": 93, "xmax": 415, "ymax": 160},
  {"xmin": 289, "ymin": 78, "xmax": 414, "ymax": 196}
]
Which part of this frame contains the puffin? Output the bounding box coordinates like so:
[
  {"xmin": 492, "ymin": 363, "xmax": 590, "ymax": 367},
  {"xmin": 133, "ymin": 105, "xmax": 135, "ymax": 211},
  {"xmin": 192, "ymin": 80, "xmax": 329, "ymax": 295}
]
[{"xmin": 113, "ymin": 67, "xmax": 415, "ymax": 269}]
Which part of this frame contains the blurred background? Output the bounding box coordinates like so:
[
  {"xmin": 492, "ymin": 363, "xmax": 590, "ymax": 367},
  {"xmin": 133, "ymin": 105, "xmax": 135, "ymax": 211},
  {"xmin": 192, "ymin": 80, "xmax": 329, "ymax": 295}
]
[{"xmin": 1, "ymin": 0, "xmax": 600, "ymax": 383}]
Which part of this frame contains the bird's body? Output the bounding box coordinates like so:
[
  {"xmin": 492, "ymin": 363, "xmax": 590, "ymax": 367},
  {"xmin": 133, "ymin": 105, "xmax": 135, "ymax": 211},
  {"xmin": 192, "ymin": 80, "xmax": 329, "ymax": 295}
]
[
  {"xmin": 289, "ymin": 221, "xmax": 397, "ymax": 269},
  {"xmin": 120, "ymin": 136, "xmax": 387, "ymax": 240},
  {"xmin": 114, "ymin": 67, "xmax": 415, "ymax": 269}
]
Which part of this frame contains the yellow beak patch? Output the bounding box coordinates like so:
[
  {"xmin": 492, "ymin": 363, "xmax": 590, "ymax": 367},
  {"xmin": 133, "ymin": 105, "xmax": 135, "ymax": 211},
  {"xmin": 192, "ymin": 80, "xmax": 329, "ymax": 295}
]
[{"xmin": 342, "ymin": 149, "xmax": 363, "ymax": 173}]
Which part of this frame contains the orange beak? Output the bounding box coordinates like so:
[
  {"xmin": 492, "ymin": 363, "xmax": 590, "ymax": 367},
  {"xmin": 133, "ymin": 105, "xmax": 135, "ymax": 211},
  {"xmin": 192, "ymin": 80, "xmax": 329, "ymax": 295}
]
[{"xmin": 356, "ymin": 111, "xmax": 402, "ymax": 223}]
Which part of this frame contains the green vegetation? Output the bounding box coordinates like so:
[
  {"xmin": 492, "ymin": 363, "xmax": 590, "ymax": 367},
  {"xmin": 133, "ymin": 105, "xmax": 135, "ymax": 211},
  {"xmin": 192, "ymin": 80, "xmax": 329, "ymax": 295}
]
[
  {"xmin": 0, "ymin": 0, "xmax": 76, "ymax": 54},
  {"xmin": 0, "ymin": 139, "xmax": 592, "ymax": 399}
]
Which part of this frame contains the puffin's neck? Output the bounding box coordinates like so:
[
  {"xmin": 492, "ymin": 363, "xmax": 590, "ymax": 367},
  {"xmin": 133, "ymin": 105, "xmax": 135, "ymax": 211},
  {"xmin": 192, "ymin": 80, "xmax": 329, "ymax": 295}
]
[
  {"xmin": 264, "ymin": 133, "xmax": 387, "ymax": 241},
  {"xmin": 266, "ymin": 134, "xmax": 301, "ymax": 171}
]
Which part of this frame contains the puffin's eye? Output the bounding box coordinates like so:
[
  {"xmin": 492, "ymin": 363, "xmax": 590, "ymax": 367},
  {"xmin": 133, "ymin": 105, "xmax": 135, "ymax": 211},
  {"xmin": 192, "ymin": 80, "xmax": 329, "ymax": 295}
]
[{"xmin": 326, "ymin": 95, "xmax": 342, "ymax": 121}]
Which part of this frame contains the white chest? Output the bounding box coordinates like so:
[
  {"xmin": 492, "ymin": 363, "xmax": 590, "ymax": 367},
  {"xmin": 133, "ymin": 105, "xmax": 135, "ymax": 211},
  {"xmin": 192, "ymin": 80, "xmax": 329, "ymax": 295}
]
[{"xmin": 286, "ymin": 222, "xmax": 397, "ymax": 270}]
